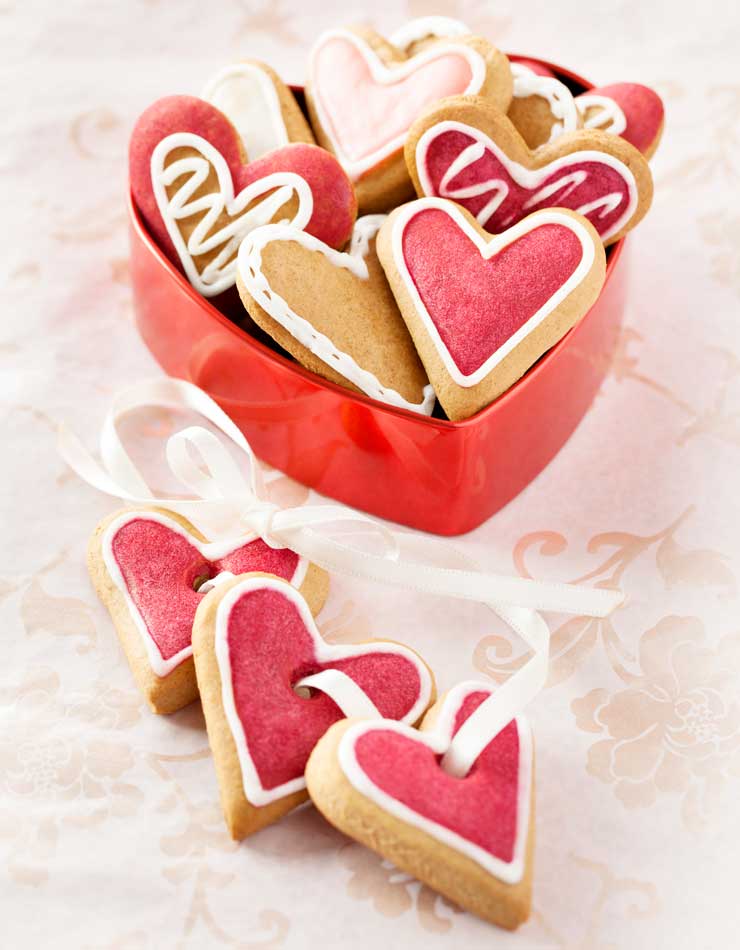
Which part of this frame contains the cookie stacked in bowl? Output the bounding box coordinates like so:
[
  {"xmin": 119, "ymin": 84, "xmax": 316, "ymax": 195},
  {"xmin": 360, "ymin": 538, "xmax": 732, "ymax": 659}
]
[{"xmin": 130, "ymin": 17, "xmax": 662, "ymax": 422}]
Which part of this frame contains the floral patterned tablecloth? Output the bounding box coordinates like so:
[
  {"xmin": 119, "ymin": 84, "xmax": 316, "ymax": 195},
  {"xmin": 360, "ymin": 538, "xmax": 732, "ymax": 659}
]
[{"xmin": 3, "ymin": 1, "xmax": 739, "ymax": 947}]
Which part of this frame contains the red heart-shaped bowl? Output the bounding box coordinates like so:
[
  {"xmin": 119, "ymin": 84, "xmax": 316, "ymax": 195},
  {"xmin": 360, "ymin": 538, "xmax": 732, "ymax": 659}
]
[{"xmin": 129, "ymin": 57, "xmax": 627, "ymax": 536}]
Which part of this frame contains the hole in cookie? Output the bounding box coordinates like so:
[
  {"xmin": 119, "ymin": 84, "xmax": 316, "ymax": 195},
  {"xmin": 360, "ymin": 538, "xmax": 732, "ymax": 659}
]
[
  {"xmin": 192, "ymin": 572, "xmax": 212, "ymax": 593},
  {"xmin": 293, "ymin": 684, "xmax": 313, "ymax": 700}
]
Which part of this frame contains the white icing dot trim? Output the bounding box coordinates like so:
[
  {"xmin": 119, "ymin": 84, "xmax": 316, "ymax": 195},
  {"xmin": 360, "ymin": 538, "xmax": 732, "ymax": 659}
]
[
  {"xmin": 510, "ymin": 63, "xmax": 579, "ymax": 143},
  {"xmin": 308, "ymin": 28, "xmax": 487, "ymax": 181},
  {"xmin": 150, "ymin": 131, "xmax": 313, "ymax": 297},
  {"xmin": 390, "ymin": 197, "xmax": 597, "ymax": 388},
  {"xmin": 237, "ymin": 216, "xmax": 436, "ymax": 415},
  {"xmin": 415, "ymin": 119, "xmax": 638, "ymax": 242},
  {"xmin": 202, "ymin": 62, "xmax": 291, "ymax": 161},
  {"xmin": 577, "ymin": 93, "xmax": 628, "ymax": 135},
  {"xmin": 102, "ymin": 510, "xmax": 308, "ymax": 677},
  {"xmin": 215, "ymin": 575, "xmax": 433, "ymax": 806},
  {"xmin": 338, "ymin": 681, "xmax": 532, "ymax": 884},
  {"xmin": 388, "ymin": 16, "xmax": 471, "ymax": 51}
]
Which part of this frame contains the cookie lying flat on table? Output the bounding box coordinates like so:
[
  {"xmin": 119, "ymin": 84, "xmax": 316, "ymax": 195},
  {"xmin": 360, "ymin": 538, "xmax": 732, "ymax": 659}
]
[
  {"xmin": 377, "ymin": 198, "xmax": 605, "ymax": 421},
  {"xmin": 307, "ymin": 682, "xmax": 534, "ymax": 930},
  {"xmin": 576, "ymin": 82, "xmax": 665, "ymax": 159},
  {"xmin": 87, "ymin": 508, "xmax": 327, "ymax": 714},
  {"xmin": 202, "ymin": 59, "xmax": 315, "ymax": 160},
  {"xmin": 129, "ymin": 95, "xmax": 356, "ymax": 297},
  {"xmin": 507, "ymin": 61, "xmax": 581, "ymax": 149},
  {"xmin": 405, "ymin": 94, "xmax": 653, "ymax": 246},
  {"xmin": 306, "ymin": 26, "xmax": 512, "ymax": 213},
  {"xmin": 236, "ymin": 214, "xmax": 435, "ymax": 415},
  {"xmin": 193, "ymin": 573, "xmax": 435, "ymax": 839}
]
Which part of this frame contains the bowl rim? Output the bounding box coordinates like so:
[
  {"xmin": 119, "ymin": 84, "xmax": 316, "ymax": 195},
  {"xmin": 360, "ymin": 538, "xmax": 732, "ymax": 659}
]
[{"xmin": 128, "ymin": 53, "xmax": 625, "ymax": 430}]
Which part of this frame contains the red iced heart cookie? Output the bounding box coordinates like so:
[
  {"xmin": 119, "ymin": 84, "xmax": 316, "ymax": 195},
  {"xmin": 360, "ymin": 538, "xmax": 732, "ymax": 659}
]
[
  {"xmin": 306, "ymin": 27, "xmax": 512, "ymax": 212},
  {"xmin": 577, "ymin": 82, "xmax": 665, "ymax": 159},
  {"xmin": 406, "ymin": 95, "xmax": 653, "ymax": 245},
  {"xmin": 129, "ymin": 95, "xmax": 357, "ymax": 296},
  {"xmin": 87, "ymin": 508, "xmax": 328, "ymax": 714},
  {"xmin": 193, "ymin": 574, "xmax": 435, "ymax": 838},
  {"xmin": 377, "ymin": 198, "xmax": 606, "ymax": 420},
  {"xmin": 307, "ymin": 682, "xmax": 534, "ymax": 930}
]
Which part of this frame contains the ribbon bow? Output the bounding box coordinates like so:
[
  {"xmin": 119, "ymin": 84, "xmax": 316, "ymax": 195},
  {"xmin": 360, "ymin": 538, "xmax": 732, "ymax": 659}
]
[{"xmin": 59, "ymin": 377, "xmax": 623, "ymax": 772}]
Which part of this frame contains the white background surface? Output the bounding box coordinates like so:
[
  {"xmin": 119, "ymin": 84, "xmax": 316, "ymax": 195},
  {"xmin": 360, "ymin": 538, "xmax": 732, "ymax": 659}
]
[{"xmin": 2, "ymin": 1, "xmax": 739, "ymax": 947}]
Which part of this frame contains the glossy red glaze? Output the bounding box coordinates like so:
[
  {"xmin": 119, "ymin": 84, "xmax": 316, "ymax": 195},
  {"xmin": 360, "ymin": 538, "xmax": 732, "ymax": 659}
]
[{"xmin": 129, "ymin": 60, "xmax": 628, "ymax": 535}]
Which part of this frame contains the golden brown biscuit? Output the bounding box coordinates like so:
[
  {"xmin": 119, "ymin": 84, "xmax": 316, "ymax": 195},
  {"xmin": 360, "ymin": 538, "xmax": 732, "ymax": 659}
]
[
  {"xmin": 87, "ymin": 507, "xmax": 328, "ymax": 714},
  {"xmin": 307, "ymin": 683, "xmax": 535, "ymax": 929},
  {"xmin": 192, "ymin": 573, "xmax": 435, "ymax": 838},
  {"xmin": 405, "ymin": 94, "xmax": 653, "ymax": 246},
  {"xmin": 377, "ymin": 199, "xmax": 606, "ymax": 421},
  {"xmin": 305, "ymin": 26, "xmax": 512, "ymax": 213},
  {"xmin": 236, "ymin": 215, "xmax": 435, "ymax": 415}
]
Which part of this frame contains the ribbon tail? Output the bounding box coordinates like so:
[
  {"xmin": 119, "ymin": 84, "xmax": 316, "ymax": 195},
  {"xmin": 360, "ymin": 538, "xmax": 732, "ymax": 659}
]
[{"xmin": 278, "ymin": 526, "xmax": 623, "ymax": 617}]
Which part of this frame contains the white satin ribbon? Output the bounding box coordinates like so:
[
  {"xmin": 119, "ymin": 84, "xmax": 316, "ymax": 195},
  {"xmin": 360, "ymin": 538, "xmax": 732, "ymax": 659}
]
[
  {"xmin": 58, "ymin": 378, "xmax": 623, "ymax": 772},
  {"xmin": 296, "ymin": 670, "xmax": 382, "ymax": 720}
]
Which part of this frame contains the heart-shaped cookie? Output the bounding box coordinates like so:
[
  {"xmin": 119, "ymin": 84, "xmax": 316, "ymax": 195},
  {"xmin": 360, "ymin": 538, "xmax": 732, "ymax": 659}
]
[
  {"xmin": 406, "ymin": 94, "xmax": 653, "ymax": 245},
  {"xmin": 507, "ymin": 62, "xmax": 581, "ymax": 149},
  {"xmin": 87, "ymin": 508, "xmax": 327, "ymax": 714},
  {"xmin": 576, "ymin": 82, "xmax": 664, "ymax": 159},
  {"xmin": 377, "ymin": 198, "xmax": 605, "ymax": 420},
  {"xmin": 202, "ymin": 59, "xmax": 315, "ymax": 161},
  {"xmin": 388, "ymin": 15, "xmax": 471, "ymax": 54},
  {"xmin": 129, "ymin": 95, "xmax": 357, "ymax": 296},
  {"xmin": 193, "ymin": 574, "xmax": 435, "ymax": 838},
  {"xmin": 236, "ymin": 215, "xmax": 435, "ymax": 415},
  {"xmin": 306, "ymin": 682, "xmax": 534, "ymax": 930},
  {"xmin": 306, "ymin": 27, "xmax": 512, "ymax": 212}
]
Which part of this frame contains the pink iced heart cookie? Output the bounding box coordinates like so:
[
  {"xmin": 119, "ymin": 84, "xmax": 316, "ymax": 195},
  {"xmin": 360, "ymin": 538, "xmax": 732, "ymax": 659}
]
[
  {"xmin": 306, "ymin": 27, "xmax": 512, "ymax": 212},
  {"xmin": 406, "ymin": 95, "xmax": 653, "ymax": 246},
  {"xmin": 577, "ymin": 82, "xmax": 665, "ymax": 159},
  {"xmin": 307, "ymin": 682, "xmax": 534, "ymax": 930},
  {"xmin": 377, "ymin": 197, "xmax": 606, "ymax": 420},
  {"xmin": 87, "ymin": 508, "xmax": 328, "ymax": 714},
  {"xmin": 129, "ymin": 95, "xmax": 357, "ymax": 296},
  {"xmin": 193, "ymin": 574, "xmax": 435, "ymax": 838}
]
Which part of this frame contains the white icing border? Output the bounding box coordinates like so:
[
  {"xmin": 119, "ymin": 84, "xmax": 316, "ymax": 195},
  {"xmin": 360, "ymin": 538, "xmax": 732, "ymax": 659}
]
[
  {"xmin": 237, "ymin": 215, "xmax": 436, "ymax": 415},
  {"xmin": 415, "ymin": 118, "xmax": 638, "ymax": 242},
  {"xmin": 390, "ymin": 197, "xmax": 596, "ymax": 388},
  {"xmin": 202, "ymin": 62, "xmax": 291, "ymax": 160},
  {"xmin": 150, "ymin": 131, "xmax": 313, "ymax": 297},
  {"xmin": 102, "ymin": 510, "xmax": 308, "ymax": 677},
  {"xmin": 308, "ymin": 28, "xmax": 487, "ymax": 181},
  {"xmin": 577, "ymin": 93, "xmax": 628, "ymax": 135},
  {"xmin": 389, "ymin": 16, "xmax": 470, "ymax": 51},
  {"xmin": 510, "ymin": 63, "xmax": 579, "ymax": 143},
  {"xmin": 338, "ymin": 680, "xmax": 532, "ymax": 884},
  {"xmin": 215, "ymin": 575, "xmax": 433, "ymax": 806}
]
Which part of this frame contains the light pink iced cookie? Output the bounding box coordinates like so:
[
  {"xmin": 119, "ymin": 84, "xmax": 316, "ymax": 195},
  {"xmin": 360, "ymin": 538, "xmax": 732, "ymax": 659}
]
[
  {"xmin": 377, "ymin": 198, "xmax": 606, "ymax": 421},
  {"xmin": 405, "ymin": 94, "xmax": 653, "ymax": 247},
  {"xmin": 305, "ymin": 26, "xmax": 512, "ymax": 212},
  {"xmin": 193, "ymin": 573, "xmax": 435, "ymax": 838},
  {"xmin": 576, "ymin": 82, "xmax": 665, "ymax": 159},
  {"xmin": 87, "ymin": 508, "xmax": 328, "ymax": 714},
  {"xmin": 129, "ymin": 95, "xmax": 357, "ymax": 297},
  {"xmin": 307, "ymin": 682, "xmax": 535, "ymax": 930}
]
